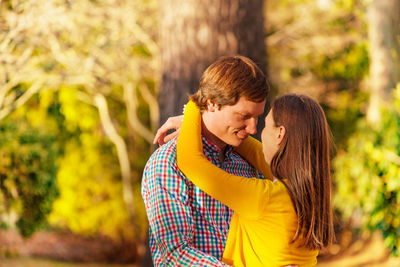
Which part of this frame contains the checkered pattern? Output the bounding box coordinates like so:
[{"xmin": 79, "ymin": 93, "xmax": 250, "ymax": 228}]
[{"xmin": 142, "ymin": 136, "xmax": 263, "ymax": 266}]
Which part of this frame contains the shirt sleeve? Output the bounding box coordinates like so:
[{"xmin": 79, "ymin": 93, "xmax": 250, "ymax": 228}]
[
  {"xmin": 176, "ymin": 101, "xmax": 273, "ymax": 219},
  {"xmin": 141, "ymin": 151, "xmax": 230, "ymax": 267}
]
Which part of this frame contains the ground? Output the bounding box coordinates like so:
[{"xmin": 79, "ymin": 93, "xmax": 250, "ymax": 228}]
[
  {"xmin": 317, "ymin": 232, "xmax": 400, "ymax": 267},
  {"xmin": 1, "ymin": 230, "xmax": 400, "ymax": 266},
  {"xmin": 0, "ymin": 230, "xmax": 137, "ymax": 265}
]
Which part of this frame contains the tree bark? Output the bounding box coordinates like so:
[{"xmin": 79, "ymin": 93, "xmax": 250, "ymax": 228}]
[
  {"xmin": 144, "ymin": 1, "xmax": 268, "ymax": 264},
  {"xmin": 159, "ymin": 0, "xmax": 267, "ymax": 132},
  {"xmin": 367, "ymin": 0, "xmax": 400, "ymax": 124}
]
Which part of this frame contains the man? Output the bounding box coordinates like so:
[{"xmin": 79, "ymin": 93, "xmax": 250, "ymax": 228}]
[{"xmin": 142, "ymin": 55, "xmax": 270, "ymax": 266}]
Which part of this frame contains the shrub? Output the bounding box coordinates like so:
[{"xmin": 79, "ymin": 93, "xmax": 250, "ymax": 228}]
[{"xmin": 334, "ymin": 85, "xmax": 400, "ymax": 255}]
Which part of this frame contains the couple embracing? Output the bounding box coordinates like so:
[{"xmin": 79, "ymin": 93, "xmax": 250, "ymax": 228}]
[{"xmin": 142, "ymin": 55, "xmax": 334, "ymax": 267}]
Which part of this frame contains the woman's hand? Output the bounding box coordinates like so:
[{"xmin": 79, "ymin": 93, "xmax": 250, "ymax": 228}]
[{"xmin": 153, "ymin": 115, "xmax": 184, "ymax": 146}]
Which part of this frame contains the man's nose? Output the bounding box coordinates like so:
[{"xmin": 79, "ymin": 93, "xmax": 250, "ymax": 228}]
[{"xmin": 246, "ymin": 118, "xmax": 257, "ymax": 135}]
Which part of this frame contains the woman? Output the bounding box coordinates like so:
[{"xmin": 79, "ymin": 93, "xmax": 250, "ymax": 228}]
[{"xmin": 157, "ymin": 94, "xmax": 334, "ymax": 266}]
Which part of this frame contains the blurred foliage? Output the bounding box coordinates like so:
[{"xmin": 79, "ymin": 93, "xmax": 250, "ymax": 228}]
[
  {"xmin": 0, "ymin": 97, "xmax": 59, "ymax": 237},
  {"xmin": 267, "ymin": 0, "xmax": 369, "ymax": 147},
  {"xmin": 267, "ymin": 0, "xmax": 400, "ymax": 257},
  {"xmin": 312, "ymin": 42, "xmax": 369, "ymax": 82},
  {"xmin": 315, "ymin": 41, "xmax": 369, "ymax": 148},
  {"xmin": 334, "ymin": 84, "xmax": 400, "ymax": 256},
  {"xmin": 0, "ymin": 0, "xmax": 157, "ymax": 242},
  {"xmin": 48, "ymin": 87, "xmax": 134, "ymax": 240}
]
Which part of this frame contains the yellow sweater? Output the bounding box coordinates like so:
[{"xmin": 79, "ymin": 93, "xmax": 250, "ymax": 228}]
[{"xmin": 176, "ymin": 101, "xmax": 318, "ymax": 267}]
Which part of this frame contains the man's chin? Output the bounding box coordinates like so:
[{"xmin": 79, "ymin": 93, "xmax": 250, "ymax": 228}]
[{"xmin": 229, "ymin": 137, "xmax": 247, "ymax": 147}]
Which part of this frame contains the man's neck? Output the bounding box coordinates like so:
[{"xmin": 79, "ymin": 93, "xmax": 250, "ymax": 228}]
[{"xmin": 201, "ymin": 116, "xmax": 227, "ymax": 152}]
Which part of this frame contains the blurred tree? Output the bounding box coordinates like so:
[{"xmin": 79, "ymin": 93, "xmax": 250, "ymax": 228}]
[
  {"xmin": 366, "ymin": 0, "xmax": 400, "ymax": 123},
  {"xmin": 39, "ymin": 1, "xmax": 159, "ymax": 260},
  {"xmin": 151, "ymin": 1, "xmax": 267, "ymax": 264},
  {"xmin": 0, "ymin": 0, "xmax": 59, "ymax": 120},
  {"xmin": 266, "ymin": 0, "xmax": 369, "ymax": 147},
  {"xmin": 0, "ymin": 0, "xmax": 158, "ymax": 261},
  {"xmin": 332, "ymin": 0, "xmax": 400, "ymax": 256},
  {"xmin": 159, "ymin": 0, "xmax": 268, "ymax": 136},
  {"xmin": 48, "ymin": 87, "xmax": 135, "ymax": 240},
  {"xmin": 0, "ymin": 0, "xmax": 62, "ymax": 238},
  {"xmin": 42, "ymin": 1, "xmax": 159, "ymax": 236},
  {"xmin": 0, "ymin": 118, "xmax": 58, "ymax": 237},
  {"xmin": 334, "ymin": 84, "xmax": 400, "ymax": 256}
]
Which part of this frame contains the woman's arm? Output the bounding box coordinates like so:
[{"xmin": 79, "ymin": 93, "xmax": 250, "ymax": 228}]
[
  {"xmin": 235, "ymin": 137, "xmax": 273, "ymax": 180},
  {"xmin": 177, "ymin": 101, "xmax": 272, "ymax": 218},
  {"xmin": 153, "ymin": 109, "xmax": 273, "ymax": 183}
]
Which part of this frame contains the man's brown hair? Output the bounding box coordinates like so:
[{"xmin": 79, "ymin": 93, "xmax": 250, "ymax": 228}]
[
  {"xmin": 190, "ymin": 55, "xmax": 269, "ymax": 112},
  {"xmin": 270, "ymin": 94, "xmax": 335, "ymax": 250}
]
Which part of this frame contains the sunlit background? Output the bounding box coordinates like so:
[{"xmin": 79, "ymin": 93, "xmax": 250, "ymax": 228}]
[{"xmin": 0, "ymin": 0, "xmax": 399, "ymax": 266}]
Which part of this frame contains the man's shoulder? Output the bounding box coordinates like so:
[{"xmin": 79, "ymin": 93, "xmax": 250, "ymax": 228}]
[
  {"xmin": 142, "ymin": 137, "xmax": 188, "ymax": 195},
  {"xmin": 145, "ymin": 137, "xmax": 178, "ymax": 171}
]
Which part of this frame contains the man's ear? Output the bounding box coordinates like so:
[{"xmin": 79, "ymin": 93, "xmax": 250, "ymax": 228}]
[
  {"xmin": 206, "ymin": 99, "xmax": 218, "ymax": 112},
  {"xmin": 277, "ymin": 126, "xmax": 286, "ymax": 145}
]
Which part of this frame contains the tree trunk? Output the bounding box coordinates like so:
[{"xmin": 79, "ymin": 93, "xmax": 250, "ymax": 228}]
[
  {"xmin": 159, "ymin": 0, "xmax": 267, "ymax": 133},
  {"xmin": 142, "ymin": 1, "xmax": 268, "ymax": 264},
  {"xmin": 367, "ymin": 0, "xmax": 400, "ymax": 124}
]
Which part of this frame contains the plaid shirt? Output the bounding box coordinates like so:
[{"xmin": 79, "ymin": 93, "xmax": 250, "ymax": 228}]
[{"xmin": 142, "ymin": 136, "xmax": 263, "ymax": 266}]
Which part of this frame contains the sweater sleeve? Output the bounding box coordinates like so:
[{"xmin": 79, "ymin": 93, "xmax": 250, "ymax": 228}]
[{"xmin": 176, "ymin": 101, "xmax": 272, "ymax": 218}]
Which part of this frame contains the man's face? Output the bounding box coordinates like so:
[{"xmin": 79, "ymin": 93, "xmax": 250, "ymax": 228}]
[{"xmin": 203, "ymin": 96, "xmax": 266, "ymax": 147}]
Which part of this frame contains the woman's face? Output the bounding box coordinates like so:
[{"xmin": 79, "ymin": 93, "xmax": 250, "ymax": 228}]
[{"xmin": 261, "ymin": 109, "xmax": 281, "ymax": 165}]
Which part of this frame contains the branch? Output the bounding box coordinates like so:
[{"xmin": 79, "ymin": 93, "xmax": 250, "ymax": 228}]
[
  {"xmin": 138, "ymin": 83, "xmax": 159, "ymax": 133},
  {"xmin": 124, "ymin": 83, "xmax": 154, "ymax": 144},
  {"xmin": 93, "ymin": 93, "xmax": 136, "ymax": 225},
  {"xmin": 131, "ymin": 22, "xmax": 159, "ymax": 58},
  {"xmin": 0, "ymin": 78, "xmax": 21, "ymax": 109},
  {"xmin": 385, "ymin": 149, "xmax": 400, "ymax": 166},
  {"xmin": 76, "ymin": 91, "xmax": 94, "ymax": 106},
  {"xmin": 0, "ymin": 80, "xmax": 45, "ymax": 121}
]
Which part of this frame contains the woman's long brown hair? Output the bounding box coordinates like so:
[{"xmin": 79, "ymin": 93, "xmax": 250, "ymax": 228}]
[{"xmin": 270, "ymin": 94, "xmax": 334, "ymax": 250}]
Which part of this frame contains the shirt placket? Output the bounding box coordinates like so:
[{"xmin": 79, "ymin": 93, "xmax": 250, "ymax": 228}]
[{"xmin": 202, "ymin": 139, "xmax": 233, "ymax": 244}]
